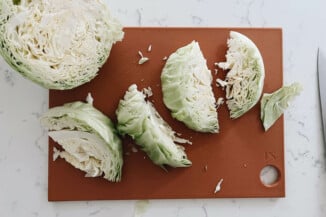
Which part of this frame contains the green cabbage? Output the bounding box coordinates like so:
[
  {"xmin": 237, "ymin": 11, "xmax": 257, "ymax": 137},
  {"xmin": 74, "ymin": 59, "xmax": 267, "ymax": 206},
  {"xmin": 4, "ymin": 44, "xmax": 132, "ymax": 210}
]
[
  {"xmin": 261, "ymin": 82, "xmax": 302, "ymax": 131},
  {"xmin": 40, "ymin": 99, "xmax": 123, "ymax": 182},
  {"xmin": 161, "ymin": 41, "xmax": 219, "ymax": 133},
  {"xmin": 0, "ymin": 0, "xmax": 124, "ymax": 89},
  {"xmin": 116, "ymin": 84, "xmax": 192, "ymax": 168},
  {"xmin": 218, "ymin": 31, "xmax": 265, "ymax": 119}
]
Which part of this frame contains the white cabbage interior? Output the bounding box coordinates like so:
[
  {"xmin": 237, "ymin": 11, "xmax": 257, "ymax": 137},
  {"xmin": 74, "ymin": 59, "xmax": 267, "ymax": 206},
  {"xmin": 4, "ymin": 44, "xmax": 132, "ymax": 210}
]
[
  {"xmin": 40, "ymin": 102, "xmax": 121, "ymax": 152},
  {"xmin": 41, "ymin": 115, "xmax": 93, "ymax": 132},
  {"xmin": 49, "ymin": 130, "xmax": 112, "ymax": 178},
  {"xmin": 218, "ymin": 31, "xmax": 265, "ymax": 119},
  {"xmin": 0, "ymin": 0, "xmax": 124, "ymax": 89},
  {"xmin": 147, "ymin": 100, "xmax": 192, "ymax": 146}
]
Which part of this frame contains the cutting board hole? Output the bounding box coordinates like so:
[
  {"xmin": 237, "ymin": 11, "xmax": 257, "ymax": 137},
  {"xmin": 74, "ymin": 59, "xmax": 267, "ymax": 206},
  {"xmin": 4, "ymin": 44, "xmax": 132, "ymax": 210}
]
[{"xmin": 260, "ymin": 165, "xmax": 280, "ymax": 187}]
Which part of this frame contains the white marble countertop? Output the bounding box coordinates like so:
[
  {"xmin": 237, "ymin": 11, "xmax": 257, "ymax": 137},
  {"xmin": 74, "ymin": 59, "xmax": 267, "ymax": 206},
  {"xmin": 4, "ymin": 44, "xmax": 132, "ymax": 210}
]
[{"xmin": 1, "ymin": 0, "xmax": 326, "ymax": 216}]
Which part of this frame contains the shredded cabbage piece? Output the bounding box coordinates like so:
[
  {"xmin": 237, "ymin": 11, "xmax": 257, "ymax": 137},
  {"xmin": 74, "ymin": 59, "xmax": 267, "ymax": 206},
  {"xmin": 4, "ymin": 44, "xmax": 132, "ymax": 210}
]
[
  {"xmin": 218, "ymin": 31, "xmax": 265, "ymax": 119},
  {"xmin": 138, "ymin": 51, "xmax": 149, "ymax": 64}
]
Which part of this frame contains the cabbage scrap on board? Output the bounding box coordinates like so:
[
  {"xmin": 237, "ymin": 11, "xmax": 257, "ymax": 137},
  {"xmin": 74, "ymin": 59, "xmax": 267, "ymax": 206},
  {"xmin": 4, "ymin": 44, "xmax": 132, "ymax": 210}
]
[
  {"xmin": 161, "ymin": 41, "xmax": 219, "ymax": 133},
  {"xmin": 116, "ymin": 84, "xmax": 192, "ymax": 168},
  {"xmin": 0, "ymin": 0, "xmax": 124, "ymax": 89},
  {"xmin": 261, "ymin": 83, "xmax": 302, "ymax": 131},
  {"xmin": 218, "ymin": 31, "xmax": 265, "ymax": 119},
  {"xmin": 40, "ymin": 96, "xmax": 123, "ymax": 182}
]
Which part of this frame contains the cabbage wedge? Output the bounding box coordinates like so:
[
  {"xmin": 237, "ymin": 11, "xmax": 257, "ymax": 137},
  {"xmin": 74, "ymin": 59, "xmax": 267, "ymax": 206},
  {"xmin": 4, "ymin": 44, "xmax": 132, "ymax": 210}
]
[
  {"xmin": 116, "ymin": 84, "xmax": 192, "ymax": 168},
  {"xmin": 40, "ymin": 99, "xmax": 123, "ymax": 182},
  {"xmin": 161, "ymin": 41, "xmax": 219, "ymax": 133}
]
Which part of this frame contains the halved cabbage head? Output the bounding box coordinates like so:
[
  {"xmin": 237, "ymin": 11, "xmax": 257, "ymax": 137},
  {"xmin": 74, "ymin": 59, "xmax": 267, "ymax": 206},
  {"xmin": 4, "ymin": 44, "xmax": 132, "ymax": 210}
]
[
  {"xmin": 116, "ymin": 84, "xmax": 192, "ymax": 168},
  {"xmin": 40, "ymin": 100, "xmax": 123, "ymax": 182},
  {"xmin": 161, "ymin": 41, "xmax": 219, "ymax": 133},
  {"xmin": 218, "ymin": 31, "xmax": 265, "ymax": 119},
  {"xmin": 0, "ymin": 0, "xmax": 124, "ymax": 89},
  {"xmin": 261, "ymin": 83, "xmax": 302, "ymax": 131}
]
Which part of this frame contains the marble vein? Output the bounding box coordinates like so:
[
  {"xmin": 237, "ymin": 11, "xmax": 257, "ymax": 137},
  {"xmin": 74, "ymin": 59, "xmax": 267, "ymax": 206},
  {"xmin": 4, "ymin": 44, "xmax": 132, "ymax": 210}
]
[
  {"xmin": 136, "ymin": 8, "xmax": 143, "ymax": 26},
  {"xmin": 89, "ymin": 209, "xmax": 101, "ymax": 216},
  {"xmin": 34, "ymin": 129, "xmax": 47, "ymax": 154},
  {"xmin": 237, "ymin": 0, "xmax": 255, "ymax": 26},
  {"xmin": 3, "ymin": 69, "xmax": 15, "ymax": 87},
  {"xmin": 202, "ymin": 205, "xmax": 208, "ymax": 217},
  {"xmin": 313, "ymin": 159, "xmax": 324, "ymax": 169},
  {"xmin": 150, "ymin": 18, "xmax": 167, "ymax": 27},
  {"xmin": 298, "ymin": 121, "xmax": 305, "ymax": 127},
  {"xmin": 286, "ymin": 149, "xmax": 298, "ymax": 161},
  {"xmin": 297, "ymin": 131, "xmax": 310, "ymax": 142},
  {"xmin": 191, "ymin": 15, "xmax": 203, "ymax": 25}
]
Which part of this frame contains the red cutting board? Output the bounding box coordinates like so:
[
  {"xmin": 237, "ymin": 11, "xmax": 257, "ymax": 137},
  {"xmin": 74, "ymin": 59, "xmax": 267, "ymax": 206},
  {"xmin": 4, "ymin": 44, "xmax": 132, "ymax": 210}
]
[{"xmin": 48, "ymin": 27, "xmax": 284, "ymax": 201}]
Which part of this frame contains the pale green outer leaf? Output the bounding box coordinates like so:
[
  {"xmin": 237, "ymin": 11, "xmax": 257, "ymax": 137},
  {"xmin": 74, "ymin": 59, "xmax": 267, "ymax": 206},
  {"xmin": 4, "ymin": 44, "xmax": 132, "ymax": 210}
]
[
  {"xmin": 116, "ymin": 84, "xmax": 192, "ymax": 168},
  {"xmin": 261, "ymin": 82, "xmax": 303, "ymax": 131},
  {"xmin": 218, "ymin": 31, "xmax": 265, "ymax": 119},
  {"xmin": 40, "ymin": 101, "xmax": 123, "ymax": 182},
  {"xmin": 0, "ymin": 0, "xmax": 124, "ymax": 89},
  {"xmin": 161, "ymin": 41, "xmax": 219, "ymax": 133}
]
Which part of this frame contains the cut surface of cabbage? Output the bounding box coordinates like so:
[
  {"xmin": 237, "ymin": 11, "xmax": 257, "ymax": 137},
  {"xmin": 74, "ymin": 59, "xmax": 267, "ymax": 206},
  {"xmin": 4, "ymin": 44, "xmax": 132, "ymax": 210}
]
[
  {"xmin": 261, "ymin": 83, "xmax": 302, "ymax": 131},
  {"xmin": 116, "ymin": 84, "xmax": 192, "ymax": 168},
  {"xmin": 218, "ymin": 31, "xmax": 265, "ymax": 119},
  {"xmin": 0, "ymin": 0, "xmax": 124, "ymax": 89},
  {"xmin": 41, "ymin": 101, "xmax": 123, "ymax": 182},
  {"xmin": 161, "ymin": 41, "xmax": 219, "ymax": 133}
]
